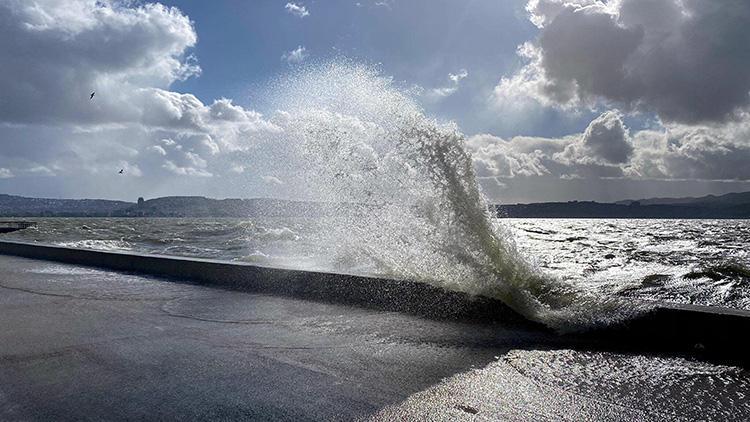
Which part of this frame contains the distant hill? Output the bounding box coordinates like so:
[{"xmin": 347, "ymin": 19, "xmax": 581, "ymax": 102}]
[
  {"xmin": 0, "ymin": 194, "xmax": 132, "ymax": 217},
  {"xmin": 616, "ymin": 191, "xmax": 750, "ymax": 207},
  {"xmin": 0, "ymin": 194, "xmax": 328, "ymax": 218},
  {"xmin": 498, "ymin": 190, "xmax": 750, "ymax": 218},
  {"xmin": 496, "ymin": 201, "xmax": 750, "ymax": 219}
]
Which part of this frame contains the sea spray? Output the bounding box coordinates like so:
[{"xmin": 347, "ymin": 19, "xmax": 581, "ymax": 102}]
[{"xmin": 266, "ymin": 62, "xmax": 645, "ymax": 330}]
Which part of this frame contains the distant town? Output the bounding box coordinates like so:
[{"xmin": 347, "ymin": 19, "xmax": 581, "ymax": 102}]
[{"xmin": 2, "ymin": 191, "xmax": 750, "ymax": 219}]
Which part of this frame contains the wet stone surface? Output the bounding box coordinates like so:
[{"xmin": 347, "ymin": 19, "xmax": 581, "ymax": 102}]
[{"xmin": 0, "ymin": 254, "xmax": 748, "ymax": 421}]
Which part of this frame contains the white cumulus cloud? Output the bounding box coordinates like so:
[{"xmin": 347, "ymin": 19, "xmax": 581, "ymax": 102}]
[
  {"xmin": 148, "ymin": 145, "xmax": 167, "ymax": 156},
  {"xmin": 0, "ymin": 0, "xmax": 280, "ymax": 194},
  {"xmin": 0, "ymin": 168, "xmax": 13, "ymax": 179},
  {"xmin": 469, "ymin": 109, "xmax": 750, "ymax": 184},
  {"xmin": 285, "ymin": 2, "xmax": 309, "ymax": 18},
  {"xmin": 162, "ymin": 160, "xmax": 213, "ymax": 177},
  {"xmin": 260, "ymin": 175, "xmax": 284, "ymax": 185},
  {"xmin": 429, "ymin": 69, "xmax": 469, "ymax": 99},
  {"xmin": 281, "ymin": 46, "xmax": 309, "ymax": 64}
]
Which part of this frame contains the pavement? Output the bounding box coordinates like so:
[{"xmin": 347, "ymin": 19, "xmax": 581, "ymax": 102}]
[{"xmin": 1, "ymin": 254, "xmax": 748, "ymax": 421}]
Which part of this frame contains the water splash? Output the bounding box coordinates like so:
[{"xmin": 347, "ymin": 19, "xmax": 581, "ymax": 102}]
[{"xmin": 267, "ymin": 62, "xmax": 644, "ymax": 330}]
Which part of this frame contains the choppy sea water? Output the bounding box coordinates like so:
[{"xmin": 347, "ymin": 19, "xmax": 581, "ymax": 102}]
[{"xmin": 3, "ymin": 217, "xmax": 750, "ymax": 312}]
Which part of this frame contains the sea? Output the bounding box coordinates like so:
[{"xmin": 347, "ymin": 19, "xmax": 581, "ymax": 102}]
[{"xmin": 3, "ymin": 217, "xmax": 749, "ymax": 317}]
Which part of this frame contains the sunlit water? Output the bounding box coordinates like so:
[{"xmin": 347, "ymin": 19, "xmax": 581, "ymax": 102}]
[{"xmin": 4, "ymin": 217, "xmax": 750, "ymax": 313}]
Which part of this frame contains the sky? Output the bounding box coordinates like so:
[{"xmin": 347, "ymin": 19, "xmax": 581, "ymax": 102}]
[{"xmin": 1, "ymin": 0, "xmax": 750, "ymax": 203}]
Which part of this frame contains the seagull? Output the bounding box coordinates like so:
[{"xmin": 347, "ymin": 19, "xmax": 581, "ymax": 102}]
[
  {"xmin": 90, "ymin": 92, "xmax": 95, "ymax": 100},
  {"xmin": 118, "ymin": 169, "xmax": 124, "ymax": 174}
]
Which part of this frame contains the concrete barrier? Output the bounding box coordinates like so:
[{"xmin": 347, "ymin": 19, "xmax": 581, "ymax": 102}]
[
  {"xmin": 0, "ymin": 240, "xmax": 527, "ymax": 324},
  {"xmin": 591, "ymin": 301, "xmax": 750, "ymax": 364},
  {"xmin": 1, "ymin": 239, "xmax": 749, "ymax": 364}
]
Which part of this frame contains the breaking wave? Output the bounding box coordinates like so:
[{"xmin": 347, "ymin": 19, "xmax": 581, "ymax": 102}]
[{"xmin": 263, "ymin": 62, "xmax": 643, "ymax": 330}]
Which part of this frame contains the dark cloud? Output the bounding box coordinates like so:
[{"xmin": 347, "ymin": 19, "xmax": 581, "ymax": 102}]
[
  {"xmin": 503, "ymin": 0, "xmax": 750, "ymax": 124},
  {"xmin": 579, "ymin": 110, "xmax": 632, "ymax": 164},
  {"xmin": 484, "ymin": 0, "xmax": 750, "ymax": 201}
]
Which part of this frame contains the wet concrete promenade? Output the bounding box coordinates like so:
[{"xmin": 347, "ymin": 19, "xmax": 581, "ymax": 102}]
[
  {"xmin": 0, "ymin": 254, "xmax": 544, "ymax": 420},
  {"xmin": 1, "ymin": 252, "xmax": 748, "ymax": 420}
]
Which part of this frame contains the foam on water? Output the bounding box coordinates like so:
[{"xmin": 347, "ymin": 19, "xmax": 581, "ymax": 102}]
[
  {"xmin": 58, "ymin": 239, "xmax": 134, "ymax": 252},
  {"xmin": 261, "ymin": 62, "xmax": 643, "ymax": 330}
]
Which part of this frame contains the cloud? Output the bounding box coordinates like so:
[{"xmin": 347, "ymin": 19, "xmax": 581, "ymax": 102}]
[
  {"xmin": 185, "ymin": 151, "xmax": 207, "ymax": 168},
  {"xmin": 500, "ymin": 0, "xmax": 750, "ymax": 124},
  {"xmin": 0, "ymin": 168, "xmax": 13, "ymax": 179},
  {"xmin": 148, "ymin": 145, "xmax": 167, "ymax": 156},
  {"xmin": 0, "ymin": 0, "xmax": 199, "ymax": 126},
  {"xmin": 449, "ymin": 69, "xmax": 469, "ymax": 84},
  {"xmin": 468, "ymin": 109, "xmax": 750, "ymax": 184},
  {"xmin": 429, "ymin": 69, "xmax": 469, "ymax": 99},
  {"xmin": 30, "ymin": 166, "xmax": 57, "ymax": 176},
  {"xmin": 285, "ymin": 2, "xmax": 309, "ymax": 18},
  {"xmin": 468, "ymin": 134, "xmax": 564, "ymax": 178},
  {"xmin": 628, "ymin": 117, "xmax": 750, "ymax": 181},
  {"xmin": 162, "ymin": 160, "xmax": 212, "ymax": 177},
  {"xmin": 0, "ymin": 0, "xmax": 281, "ymax": 191},
  {"xmin": 469, "ymin": 110, "xmax": 631, "ymax": 179},
  {"xmin": 281, "ymin": 46, "xmax": 309, "ymax": 64},
  {"xmin": 260, "ymin": 175, "xmax": 284, "ymax": 185},
  {"xmin": 578, "ymin": 110, "xmax": 633, "ymax": 164},
  {"xmin": 145, "ymin": 135, "xmax": 221, "ymax": 178},
  {"xmin": 374, "ymin": 1, "xmax": 394, "ymax": 9},
  {"xmin": 483, "ymin": 0, "xmax": 750, "ymax": 201},
  {"xmin": 118, "ymin": 161, "xmax": 143, "ymax": 177}
]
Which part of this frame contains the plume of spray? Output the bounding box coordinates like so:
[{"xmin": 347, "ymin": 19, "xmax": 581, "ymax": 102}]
[{"xmin": 260, "ymin": 61, "xmax": 644, "ymax": 331}]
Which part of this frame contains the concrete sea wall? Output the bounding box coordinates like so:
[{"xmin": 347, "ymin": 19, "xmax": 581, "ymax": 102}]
[{"xmin": 0, "ymin": 240, "xmax": 525, "ymax": 323}]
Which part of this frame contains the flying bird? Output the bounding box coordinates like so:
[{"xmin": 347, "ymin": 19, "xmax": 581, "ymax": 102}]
[
  {"xmin": 118, "ymin": 169, "xmax": 124, "ymax": 174},
  {"xmin": 90, "ymin": 92, "xmax": 95, "ymax": 100}
]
